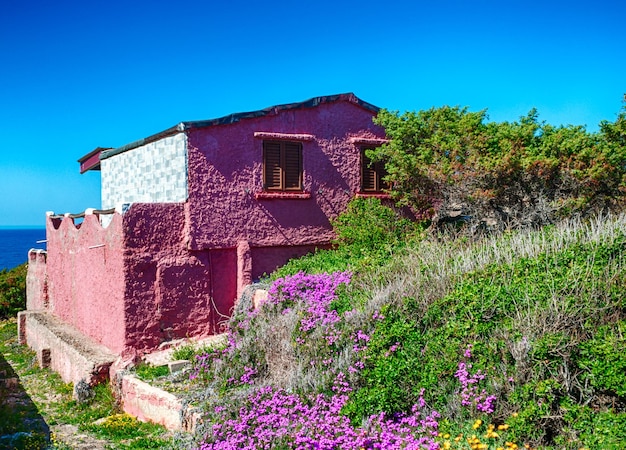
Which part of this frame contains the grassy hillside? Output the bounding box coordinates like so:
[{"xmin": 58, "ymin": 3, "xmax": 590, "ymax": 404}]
[
  {"xmin": 2, "ymin": 201, "xmax": 624, "ymax": 448},
  {"xmin": 186, "ymin": 203, "xmax": 626, "ymax": 449}
]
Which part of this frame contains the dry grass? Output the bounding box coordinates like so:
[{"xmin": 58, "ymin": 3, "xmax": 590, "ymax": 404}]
[{"xmin": 356, "ymin": 212, "xmax": 626, "ymax": 318}]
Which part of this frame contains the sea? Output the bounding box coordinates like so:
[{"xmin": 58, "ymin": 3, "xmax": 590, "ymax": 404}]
[{"xmin": 0, "ymin": 228, "xmax": 47, "ymax": 271}]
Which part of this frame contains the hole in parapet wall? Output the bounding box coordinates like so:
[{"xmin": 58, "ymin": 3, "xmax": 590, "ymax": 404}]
[
  {"xmin": 49, "ymin": 216, "xmax": 63, "ymax": 230},
  {"xmin": 40, "ymin": 348, "xmax": 51, "ymax": 368}
]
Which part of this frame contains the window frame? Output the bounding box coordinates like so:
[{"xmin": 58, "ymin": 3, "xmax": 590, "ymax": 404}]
[
  {"xmin": 262, "ymin": 140, "xmax": 303, "ymax": 191},
  {"xmin": 360, "ymin": 147, "xmax": 389, "ymax": 193}
]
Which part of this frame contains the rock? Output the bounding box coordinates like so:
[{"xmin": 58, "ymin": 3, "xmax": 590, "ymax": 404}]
[{"xmin": 73, "ymin": 378, "xmax": 95, "ymax": 403}]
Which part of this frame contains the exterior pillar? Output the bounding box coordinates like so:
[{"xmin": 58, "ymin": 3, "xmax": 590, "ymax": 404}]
[
  {"xmin": 236, "ymin": 240, "xmax": 252, "ymax": 299},
  {"xmin": 26, "ymin": 249, "xmax": 48, "ymax": 310}
]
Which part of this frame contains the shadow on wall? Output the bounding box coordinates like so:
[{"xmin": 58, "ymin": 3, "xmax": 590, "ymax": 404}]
[{"xmin": 0, "ymin": 353, "xmax": 51, "ymax": 447}]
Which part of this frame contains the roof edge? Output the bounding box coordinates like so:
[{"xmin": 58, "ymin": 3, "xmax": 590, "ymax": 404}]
[
  {"xmin": 99, "ymin": 93, "xmax": 380, "ymax": 161},
  {"xmin": 100, "ymin": 123, "xmax": 185, "ymax": 160}
]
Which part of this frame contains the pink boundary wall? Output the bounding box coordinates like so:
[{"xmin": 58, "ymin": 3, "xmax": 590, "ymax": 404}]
[
  {"xmin": 27, "ymin": 204, "xmax": 328, "ymax": 357},
  {"xmin": 45, "ymin": 212, "xmax": 126, "ymax": 354},
  {"xmin": 29, "ymin": 204, "xmax": 223, "ymax": 356}
]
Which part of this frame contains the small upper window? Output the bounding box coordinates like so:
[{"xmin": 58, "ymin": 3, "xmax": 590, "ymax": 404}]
[
  {"xmin": 263, "ymin": 141, "xmax": 303, "ymax": 191},
  {"xmin": 361, "ymin": 147, "xmax": 389, "ymax": 192}
]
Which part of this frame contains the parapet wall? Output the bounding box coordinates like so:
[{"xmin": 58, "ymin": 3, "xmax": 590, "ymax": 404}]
[
  {"xmin": 45, "ymin": 211, "xmax": 126, "ymax": 354},
  {"xmin": 26, "ymin": 249, "xmax": 48, "ymax": 310},
  {"xmin": 28, "ymin": 203, "xmax": 235, "ymax": 357}
]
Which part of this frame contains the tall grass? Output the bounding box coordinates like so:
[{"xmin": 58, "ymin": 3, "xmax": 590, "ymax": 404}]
[{"xmin": 358, "ymin": 212, "xmax": 626, "ymax": 317}]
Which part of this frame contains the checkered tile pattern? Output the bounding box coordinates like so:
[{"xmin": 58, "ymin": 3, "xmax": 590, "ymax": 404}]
[{"xmin": 101, "ymin": 133, "xmax": 188, "ymax": 209}]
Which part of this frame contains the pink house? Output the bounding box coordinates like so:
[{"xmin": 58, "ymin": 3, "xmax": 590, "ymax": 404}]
[{"xmin": 22, "ymin": 93, "xmax": 387, "ymax": 379}]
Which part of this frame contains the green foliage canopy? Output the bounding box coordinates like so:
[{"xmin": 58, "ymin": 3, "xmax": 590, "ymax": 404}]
[{"xmin": 370, "ymin": 102, "xmax": 626, "ymax": 231}]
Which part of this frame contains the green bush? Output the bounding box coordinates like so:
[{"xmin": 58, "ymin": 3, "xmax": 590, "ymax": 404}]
[
  {"xmin": 0, "ymin": 263, "xmax": 27, "ymax": 320},
  {"xmin": 332, "ymin": 197, "xmax": 416, "ymax": 252},
  {"xmin": 559, "ymin": 401, "xmax": 626, "ymax": 448},
  {"xmin": 578, "ymin": 320, "xmax": 626, "ymax": 398},
  {"xmin": 273, "ymin": 197, "xmax": 421, "ymax": 279},
  {"xmin": 344, "ymin": 228, "xmax": 626, "ymax": 445},
  {"xmin": 370, "ymin": 102, "xmax": 626, "ymax": 231}
]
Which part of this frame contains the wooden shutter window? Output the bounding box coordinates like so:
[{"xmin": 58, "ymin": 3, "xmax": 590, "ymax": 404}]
[
  {"xmin": 362, "ymin": 162, "xmax": 376, "ymax": 191},
  {"xmin": 263, "ymin": 141, "xmax": 303, "ymax": 191},
  {"xmin": 264, "ymin": 142, "xmax": 282, "ymax": 190},
  {"xmin": 361, "ymin": 148, "xmax": 388, "ymax": 192},
  {"xmin": 284, "ymin": 142, "xmax": 302, "ymax": 190}
]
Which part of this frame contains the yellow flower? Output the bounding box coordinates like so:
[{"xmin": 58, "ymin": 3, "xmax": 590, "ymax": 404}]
[
  {"xmin": 473, "ymin": 419, "xmax": 483, "ymax": 429},
  {"xmin": 498, "ymin": 424, "xmax": 510, "ymax": 431},
  {"xmin": 443, "ymin": 433, "xmax": 451, "ymax": 439}
]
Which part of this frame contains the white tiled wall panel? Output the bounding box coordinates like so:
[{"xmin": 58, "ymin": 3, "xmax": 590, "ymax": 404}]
[{"xmin": 101, "ymin": 133, "xmax": 188, "ymax": 209}]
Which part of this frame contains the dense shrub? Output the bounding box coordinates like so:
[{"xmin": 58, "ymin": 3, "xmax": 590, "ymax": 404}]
[
  {"xmin": 369, "ymin": 102, "xmax": 626, "ymax": 232},
  {"xmin": 272, "ymin": 197, "xmax": 421, "ymax": 279},
  {"xmin": 0, "ymin": 263, "xmax": 27, "ymax": 320},
  {"xmin": 345, "ymin": 222, "xmax": 626, "ymax": 447},
  {"xmin": 332, "ymin": 197, "xmax": 416, "ymax": 252}
]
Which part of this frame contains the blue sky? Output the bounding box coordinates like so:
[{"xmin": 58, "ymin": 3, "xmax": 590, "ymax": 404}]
[{"xmin": 1, "ymin": 0, "xmax": 624, "ymax": 226}]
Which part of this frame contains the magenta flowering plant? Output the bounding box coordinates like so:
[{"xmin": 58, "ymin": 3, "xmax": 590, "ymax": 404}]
[
  {"xmin": 268, "ymin": 270, "xmax": 352, "ymax": 335},
  {"xmin": 191, "ymin": 272, "xmax": 448, "ymax": 450},
  {"xmin": 455, "ymin": 345, "xmax": 497, "ymax": 415},
  {"xmin": 189, "ymin": 271, "xmax": 364, "ymax": 393},
  {"xmin": 196, "ymin": 377, "xmax": 441, "ymax": 450}
]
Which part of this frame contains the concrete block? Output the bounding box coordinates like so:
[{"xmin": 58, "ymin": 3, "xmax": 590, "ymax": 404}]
[
  {"xmin": 167, "ymin": 360, "xmax": 190, "ymax": 374},
  {"xmin": 18, "ymin": 311, "xmax": 116, "ymax": 385},
  {"xmin": 119, "ymin": 375, "xmax": 186, "ymax": 431}
]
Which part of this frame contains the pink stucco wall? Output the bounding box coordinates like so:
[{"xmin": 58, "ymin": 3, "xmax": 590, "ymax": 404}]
[
  {"xmin": 185, "ymin": 98, "xmax": 385, "ymax": 251},
  {"xmin": 26, "ymin": 250, "xmax": 48, "ymax": 310},
  {"xmin": 39, "ymin": 204, "xmax": 234, "ymax": 356},
  {"xmin": 45, "ymin": 213, "xmax": 126, "ymax": 354},
  {"xmin": 121, "ymin": 203, "xmax": 231, "ymax": 353}
]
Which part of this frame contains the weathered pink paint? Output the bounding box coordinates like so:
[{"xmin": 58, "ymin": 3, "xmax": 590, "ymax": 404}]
[
  {"xmin": 185, "ymin": 96, "xmax": 384, "ymax": 251},
  {"xmin": 26, "ymin": 94, "xmax": 386, "ymax": 358},
  {"xmin": 39, "ymin": 204, "xmax": 231, "ymax": 356},
  {"xmin": 45, "ymin": 212, "xmax": 126, "ymax": 353},
  {"xmin": 26, "ymin": 250, "xmax": 48, "ymax": 310}
]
